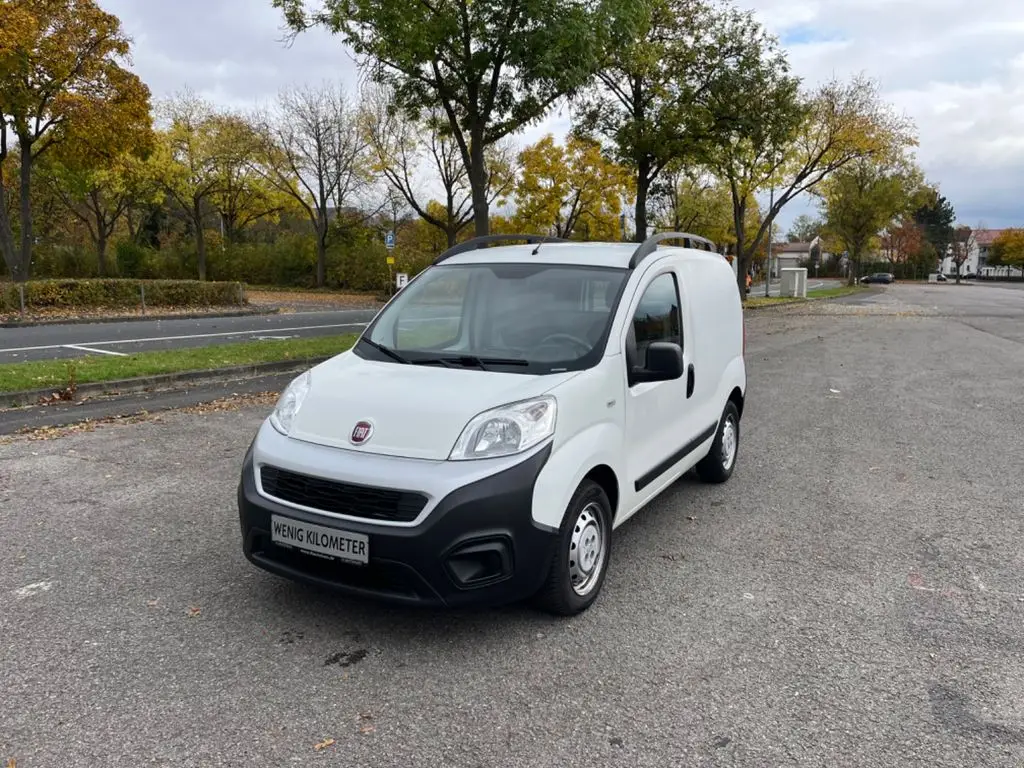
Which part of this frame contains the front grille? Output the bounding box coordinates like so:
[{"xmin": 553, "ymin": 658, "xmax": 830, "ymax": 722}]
[
  {"xmin": 260, "ymin": 465, "xmax": 428, "ymax": 523},
  {"xmin": 252, "ymin": 535, "xmax": 436, "ymax": 601}
]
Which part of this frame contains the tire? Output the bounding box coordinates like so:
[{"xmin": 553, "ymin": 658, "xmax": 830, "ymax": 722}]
[
  {"xmin": 534, "ymin": 480, "xmax": 613, "ymax": 616},
  {"xmin": 696, "ymin": 400, "xmax": 740, "ymax": 484}
]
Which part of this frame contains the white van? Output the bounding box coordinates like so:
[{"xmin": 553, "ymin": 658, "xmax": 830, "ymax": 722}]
[{"xmin": 238, "ymin": 233, "xmax": 747, "ymax": 615}]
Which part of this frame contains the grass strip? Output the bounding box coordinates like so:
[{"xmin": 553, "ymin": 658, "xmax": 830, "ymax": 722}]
[
  {"xmin": 744, "ymin": 284, "xmax": 867, "ymax": 308},
  {"xmin": 808, "ymin": 285, "xmax": 867, "ymax": 298},
  {"xmin": 0, "ymin": 334, "xmax": 358, "ymax": 394}
]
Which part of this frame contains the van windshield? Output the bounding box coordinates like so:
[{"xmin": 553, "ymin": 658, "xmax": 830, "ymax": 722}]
[{"xmin": 357, "ymin": 262, "xmax": 629, "ymax": 374}]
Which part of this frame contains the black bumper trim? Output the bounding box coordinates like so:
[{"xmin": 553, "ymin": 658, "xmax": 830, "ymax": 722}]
[
  {"xmin": 635, "ymin": 422, "xmax": 717, "ymax": 492},
  {"xmin": 238, "ymin": 443, "xmax": 558, "ymax": 608}
]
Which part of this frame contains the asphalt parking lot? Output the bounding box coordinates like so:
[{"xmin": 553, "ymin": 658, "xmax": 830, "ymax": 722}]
[{"xmin": 3, "ymin": 283, "xmax": 1024, "ymax": 767}]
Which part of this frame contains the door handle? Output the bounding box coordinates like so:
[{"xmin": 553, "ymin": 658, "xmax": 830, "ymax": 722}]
[{"xmin": 686, "ymin": 363, "xmax": 695, "ymax": 398}]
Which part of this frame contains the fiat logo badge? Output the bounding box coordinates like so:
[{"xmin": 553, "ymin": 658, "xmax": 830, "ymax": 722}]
[{"xmin": 350, "ymin": 420, "xmax": 373, "ymax": 445}]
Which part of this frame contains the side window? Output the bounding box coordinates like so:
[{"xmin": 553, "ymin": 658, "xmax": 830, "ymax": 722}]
[{"xmin": 630, "ymin": 272, "xmax": 682, "ymax": 363}]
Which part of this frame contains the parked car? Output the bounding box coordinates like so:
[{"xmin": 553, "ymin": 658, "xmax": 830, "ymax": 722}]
[
  {"xmin": 237, "ymin": 232, "xmax": 747, "ymax": 616},
  {"xmin": 860, "ymin": 272, "xmax": 895, "ymax": 284}
]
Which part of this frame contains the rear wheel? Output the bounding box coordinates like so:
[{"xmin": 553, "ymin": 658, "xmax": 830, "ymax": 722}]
[
  {"xmin": 696, "ymin": 401, "xmax": 740, "ymax": 484},
  {"xmin": 534, "ymin": 480, "xmax": 612, "ymax": 616}
]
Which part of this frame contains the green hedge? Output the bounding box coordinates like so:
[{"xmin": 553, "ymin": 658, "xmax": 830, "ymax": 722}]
[{"xmin": 0, "ymin": 279, "xmax": 246, "ymax": 311}]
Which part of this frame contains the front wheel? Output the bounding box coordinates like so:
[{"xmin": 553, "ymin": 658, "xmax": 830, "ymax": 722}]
[
  {"xmin": 534, "ymin": 480, "xmax": 612, "ymax": 616},
  {"xmin": 696, "ymin": 401, "xmax": 740, "ymax": 484}
]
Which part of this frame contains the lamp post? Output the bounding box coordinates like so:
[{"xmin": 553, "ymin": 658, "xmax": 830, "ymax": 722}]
[{"xmin": 764, "ymin": 187, "xmax": 774, "ymax": 298}]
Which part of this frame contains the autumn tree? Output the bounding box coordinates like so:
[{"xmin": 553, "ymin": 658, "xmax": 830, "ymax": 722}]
[
  {"xmin": 4, "ymin": 149, "xmax": 74, "ymax": 257},
  {"xmin": 879, "ymin": 216, "xmax": 923, "ymax": 268},
  {"xmin": 577, "ymin": 0, "xmax": 775, "ymax": 242},
  {"xmin": 38, "ymin": 149, "xmax": 157, "ymax": 275},
  {"xmin": 703, "ymin": 71, "xmax": 917, "ymax": 296},
  {"xmin": 818, "ymin": 152, "xmax": 923, "ymax": 284},
  {"xmin": 513, "ymin": 134, "xmax": 632, "ymax": 240},
  {"xmin": 255, "ymin": 82, "xmax": 370, "ymax": 287},
  {"xmin": 153, "ymin": 90, "xmax": 225, "ymax": 280},
  {"xmin": 786, "ymin": 214, "xmax": 822, "ymax": 243},
  {"xmin": 650, "ymin": 168, "xmax": 760, "ymax": 252},
  {"xmin": 362, "ymin": 87, "xmax": 514, "ymax": 247},
  {"xmin": 0, "ymin": 0, "xmax": 151, "ymax": 280},
  {"xmin": 948, "ymin": 225, "xmax": 976, "ymax": 284},
  {"xmin": 272, "ymin": 0, "xmax": 637, "ymax": 238},
  {"xmin": 207, "ymin": 113, "xmax": 294, "ymax": 243},
  {"xmin": 989, "ymin": 229, "xmax": 1024, "ymax": 279}
]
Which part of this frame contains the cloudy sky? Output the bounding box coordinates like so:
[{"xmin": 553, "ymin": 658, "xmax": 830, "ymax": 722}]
[{"xmin": 101, "ymin": 0, "xmax": 1024, "ymax": 234}]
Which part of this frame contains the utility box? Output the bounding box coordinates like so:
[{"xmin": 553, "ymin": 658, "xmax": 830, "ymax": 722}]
[{"xmin": 780, "ymin": 267, "xmax": 808, "ymax": 298}]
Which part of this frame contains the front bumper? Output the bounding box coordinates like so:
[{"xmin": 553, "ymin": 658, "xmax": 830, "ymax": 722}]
[{"xmin": 237, "ymin": 441, "xmax": 558, "ymax": 608}]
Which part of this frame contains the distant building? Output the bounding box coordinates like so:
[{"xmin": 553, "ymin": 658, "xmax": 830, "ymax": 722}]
[
  {"xmin": 769, "ymin": 236, "xmax": 832, "ymax": 277},
  {"xmin": 939, "ymin": 229, "xmax": 1023, "ymax": 278}
]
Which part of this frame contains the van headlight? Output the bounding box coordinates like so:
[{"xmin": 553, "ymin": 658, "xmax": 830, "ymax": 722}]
[
  {"xmin": 448, "ymin": 396, "xmax": 557, "ymax": 461},
  {"xmin": 269, "ymin": 370, "xmax": 312, "ymax": 435}
]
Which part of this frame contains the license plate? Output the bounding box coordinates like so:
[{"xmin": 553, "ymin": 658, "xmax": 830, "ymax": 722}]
[{"xmin": 270, "ymin": 514, "xmax": 369, "ymax": 565}]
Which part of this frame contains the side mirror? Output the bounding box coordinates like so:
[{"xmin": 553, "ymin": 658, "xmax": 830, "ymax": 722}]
[{"xmin": 631, "ymin": 341, "xmax": 684, "ymax": 384}]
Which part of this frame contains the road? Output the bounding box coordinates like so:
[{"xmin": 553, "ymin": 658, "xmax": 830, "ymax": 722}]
[
  {"xmin": 0, "ymin": 309, "xmax": 380, "ymax": 363},
  {"xmin": 3, "ymin": 282, "xmax": 1024, "ymax": 766},
  {"xmin": 0, "ymin": 279, "xmax": 844, "ymax": 364}
]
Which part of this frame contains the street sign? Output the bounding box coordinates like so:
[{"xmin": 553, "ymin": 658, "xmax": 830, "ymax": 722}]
[
  {"xmin": 386, "ymin": 256, "xmax": 395, "ymax": 265},
  {"xmin": 385, "ymin": 230, "xmax": 395, "ymax": 250},
  {"xmin": 396, "ymin": 272, "xmax": 409, "ymax": 289}
]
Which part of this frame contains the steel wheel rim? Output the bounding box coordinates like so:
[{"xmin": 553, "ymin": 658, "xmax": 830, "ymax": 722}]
[
  {"xmin": 568, "ymin": 502, "xmax": 606, "ymax": 597},
  {"xmin": 721, "ymin": 415, "xmax": 738, "ymax": 470}
]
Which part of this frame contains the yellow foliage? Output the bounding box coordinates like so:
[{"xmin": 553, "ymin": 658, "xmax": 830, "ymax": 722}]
[
  {"xmin": 0, "ymin": 0, "xmax": 152, "ymax": 163},
  {"xmin": 991, "ymin": 229, "xmax": 1024, "ymax": 269},
  {"xmin": 513, "ymin": 134, "xmax": 632, "ymax": 240}
]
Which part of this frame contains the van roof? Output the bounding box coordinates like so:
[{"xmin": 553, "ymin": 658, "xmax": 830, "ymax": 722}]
[{"xmin": 439, "ymin": 241, "xmax": 725, "ymax": 270}]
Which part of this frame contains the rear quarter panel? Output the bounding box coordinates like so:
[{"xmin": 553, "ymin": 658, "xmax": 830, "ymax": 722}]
[{"xmin": 679, "ymin": 256, "xmax": 746, "ymax": 423}]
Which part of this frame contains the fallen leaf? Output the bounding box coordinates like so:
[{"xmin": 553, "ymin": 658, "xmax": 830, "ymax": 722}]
[
  {"xmin": 3, "ymin": 393, "xmax": 278, "ymax": 444},
  {"xmin": 357, "ymin": 712, "xmax": 375, "ymax": 734},
  {"xmin": 313, "ymin": 738, "xmax": 335, "ymax": 751},
  {"xmin": 8, "ymin": 757, "xmax": 16, "ymax": 768},
  {"xmin": 186, "ymin": 606, "xmax": 201, "ymax": 618}
]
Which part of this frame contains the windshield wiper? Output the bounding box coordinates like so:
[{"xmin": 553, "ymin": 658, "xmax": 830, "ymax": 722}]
[
  {"xmin": 410, "ymin": 357, "xmax": 457, "ymax": 368},
  {"xmin": 360, "ymin": 338, "xmax": 410, "ymax": 364},
  {"xmin": 412, "ymin": 355, "xmax": 529, "ymax": 371},
  {"xmin": 448, "ymin": 355, "xmax": 529, "ymax": 370}
]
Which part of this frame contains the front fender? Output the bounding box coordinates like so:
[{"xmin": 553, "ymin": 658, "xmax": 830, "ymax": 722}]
[{"xmin": 530, "ymin": 421, "xmax": 624, "ymax": 531}]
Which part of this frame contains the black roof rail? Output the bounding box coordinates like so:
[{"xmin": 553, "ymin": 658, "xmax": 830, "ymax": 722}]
[
  {"xmin": 628, "ymin": 231, "xmax": 718, "ymax": 269},
  {"xmin": 433, "ymin": 234, "xmax": 569, "ymax": 265}
]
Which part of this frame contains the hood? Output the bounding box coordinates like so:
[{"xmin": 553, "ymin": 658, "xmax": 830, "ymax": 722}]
[{"xmin": 287, "ymin": 351, "xmax": 578, "ymax": 460}]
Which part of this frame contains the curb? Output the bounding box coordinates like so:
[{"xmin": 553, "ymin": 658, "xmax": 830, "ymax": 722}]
[
  {"xmin": 2, "ymin": 356, "xmax": 331, "ymax": 408},
  {"xmin": 0, "ymin": 306, "xmax": 279, "ymax": 328}
]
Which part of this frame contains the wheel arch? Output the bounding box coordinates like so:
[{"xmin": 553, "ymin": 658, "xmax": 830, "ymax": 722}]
[
  {"xmin": 728, "ymin": 386, "xmax": 745, "ymax": 420},
  {"xmin": 582, "ymin": 464, "xmax": 619, "ymax": 520}
]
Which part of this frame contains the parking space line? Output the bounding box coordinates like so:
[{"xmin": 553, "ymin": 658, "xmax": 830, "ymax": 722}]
[
  {"xmin": 0, "ymin": 322, "xmax": 369, "ymax": 355},
  {"xmin": 63, "ymin": 344, "xmax": 129, "ymax": 357}
]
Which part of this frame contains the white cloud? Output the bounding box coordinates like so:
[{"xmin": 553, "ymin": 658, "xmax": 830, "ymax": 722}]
[
  {"xmin": 750, "ymin": 0, "xmax": 1024, "ymax": 230},
  {"xmin": 98, "ymin": 0, "xmax": 1024, "ymax": 231}
]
